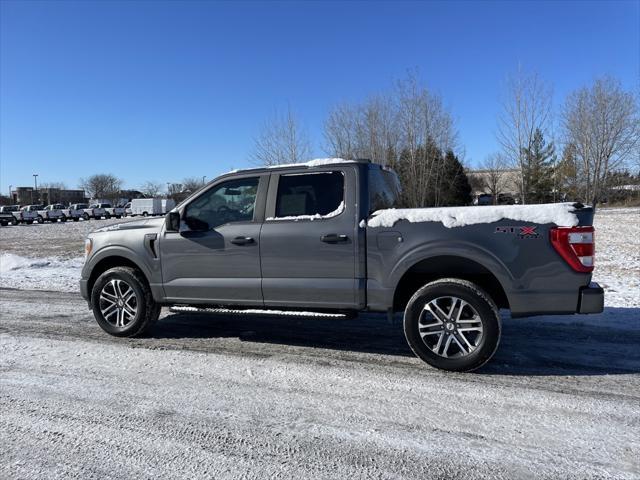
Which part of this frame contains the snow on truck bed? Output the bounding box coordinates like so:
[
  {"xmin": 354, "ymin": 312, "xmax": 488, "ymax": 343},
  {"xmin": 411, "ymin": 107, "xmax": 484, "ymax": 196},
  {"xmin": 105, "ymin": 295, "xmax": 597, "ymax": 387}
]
[{"xmin": 367, "ymin": 202, "xmax": 580, "ymax": 228}]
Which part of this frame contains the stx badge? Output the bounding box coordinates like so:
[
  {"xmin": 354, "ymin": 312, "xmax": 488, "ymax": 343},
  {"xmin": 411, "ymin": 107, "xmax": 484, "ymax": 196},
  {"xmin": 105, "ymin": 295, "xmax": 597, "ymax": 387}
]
[{"xmin": 495, "ymin": 225, "xmax": 540, "ymax": 238}]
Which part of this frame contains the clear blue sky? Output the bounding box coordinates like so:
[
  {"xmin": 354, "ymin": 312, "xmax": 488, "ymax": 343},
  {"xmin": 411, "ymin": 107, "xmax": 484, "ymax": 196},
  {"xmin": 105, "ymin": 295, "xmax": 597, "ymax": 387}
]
[{"xmin": 1, "ymin": 0, "xmax": 638, "ymax": 194}]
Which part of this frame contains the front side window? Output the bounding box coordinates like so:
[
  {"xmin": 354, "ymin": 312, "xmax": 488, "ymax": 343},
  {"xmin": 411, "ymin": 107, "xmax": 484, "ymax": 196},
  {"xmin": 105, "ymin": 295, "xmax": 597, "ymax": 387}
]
[
  {"xmin": 184, "ymin": 177, "xmax": 259, "ymax": 230},
  {"xmin": 273, "ymin": 171, "xmax": 344, "ymax": 219}
]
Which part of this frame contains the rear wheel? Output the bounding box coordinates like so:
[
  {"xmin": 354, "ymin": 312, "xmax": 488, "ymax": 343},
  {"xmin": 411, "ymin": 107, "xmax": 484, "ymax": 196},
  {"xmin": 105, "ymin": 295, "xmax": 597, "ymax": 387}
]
[
  {"xmin": 142, "ymin": 211, "xmax": 148, "ymax": 217},
  {"xmin": 105, "ymin": 212, "xmax": 111, "ymax": 219},
  {"xmin": 91, "ymin": 267, "xmax": 161, "ymax": 337},
  {"xmin": 403, "ymin": 278, "xmax": 501, "ymax": 372}
]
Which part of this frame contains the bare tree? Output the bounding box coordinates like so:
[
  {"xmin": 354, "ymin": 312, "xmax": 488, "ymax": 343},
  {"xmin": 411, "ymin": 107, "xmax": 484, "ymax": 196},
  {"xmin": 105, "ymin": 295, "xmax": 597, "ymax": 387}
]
[
  {"xmin": 324, "ymin": 94, "xmax": 399, "ymax": 165},
  {"xmin": 480, "ymin": 154, "xmax": 508, "ymax": 204},
  {"xmin": 182, "ymin": 177, "xmax": 205, "ymax": 194},
  {"xmin": 497, "ymin": 67, "xmax": 553, "ymax": 204},
  {"xmin": 79, "ymin": 174, "xmax": 123, "ymax": 202},
  {"xmin": 140, "ymin": 181, "xmax": 163, "ymax": 198},
  {"xmin": 251, "ymin": 106, "xmax": 311, "ymax": 166},
  {"xmin": 562, "ymin": 76, "xmax": 639, "ymax": 205},
  {"xmin": 395, "ymin": 72, "xmax": 458, "ymax": 207},
  {"xmin": 323, "ymin": 71, "xmax": 458, "ymax": 208}
]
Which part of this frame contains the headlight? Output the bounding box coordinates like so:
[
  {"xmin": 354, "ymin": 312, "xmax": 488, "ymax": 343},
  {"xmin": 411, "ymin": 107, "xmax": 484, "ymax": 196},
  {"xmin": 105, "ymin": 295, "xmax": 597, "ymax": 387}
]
[{"xmin": 84, "ymin": 238, "xmax": 93, "ymax": 259}]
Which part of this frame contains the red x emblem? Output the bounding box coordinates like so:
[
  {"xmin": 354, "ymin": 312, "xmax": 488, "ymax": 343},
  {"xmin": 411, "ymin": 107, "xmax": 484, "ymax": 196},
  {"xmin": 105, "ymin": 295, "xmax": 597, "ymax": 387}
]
[{"xmin": 520, "ymin": 226, "xmax": 537, "ymax": 236}]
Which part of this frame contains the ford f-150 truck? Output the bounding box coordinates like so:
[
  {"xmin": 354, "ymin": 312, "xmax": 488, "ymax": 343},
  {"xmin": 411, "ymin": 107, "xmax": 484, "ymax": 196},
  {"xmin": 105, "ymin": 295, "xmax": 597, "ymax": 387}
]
[
  {"xmin": 0, "ymin": 206, "xmax": 19, "ymax": 225},
  {"xmin": 80, "ymin": 159, "xmax": 603, "ymax": 371}
]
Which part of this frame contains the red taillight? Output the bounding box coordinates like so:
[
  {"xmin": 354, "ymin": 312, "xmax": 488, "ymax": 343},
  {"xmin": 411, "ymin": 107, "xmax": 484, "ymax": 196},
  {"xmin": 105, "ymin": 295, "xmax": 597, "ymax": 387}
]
[{"xmin": 550, "ymin": 226, "xmax": 595, "ymax": 273}]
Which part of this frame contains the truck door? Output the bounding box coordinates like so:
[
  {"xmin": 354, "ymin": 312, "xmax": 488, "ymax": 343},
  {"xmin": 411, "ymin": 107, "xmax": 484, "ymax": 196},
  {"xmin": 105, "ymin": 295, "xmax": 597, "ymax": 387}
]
[
  {"xmin": 160, "ymin": 174, "xmax": 268, "ymax": 305},
  {"xmin": 259, "ymin": 167, "xmax": 359, "ymax": 309}
]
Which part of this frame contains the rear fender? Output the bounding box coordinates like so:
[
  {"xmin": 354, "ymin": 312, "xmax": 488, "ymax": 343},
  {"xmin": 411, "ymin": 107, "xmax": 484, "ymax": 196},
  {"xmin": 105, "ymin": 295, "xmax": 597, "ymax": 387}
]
[{"xmin": 386, "ymin": 240, "xmax": 514, "ymax": 307}]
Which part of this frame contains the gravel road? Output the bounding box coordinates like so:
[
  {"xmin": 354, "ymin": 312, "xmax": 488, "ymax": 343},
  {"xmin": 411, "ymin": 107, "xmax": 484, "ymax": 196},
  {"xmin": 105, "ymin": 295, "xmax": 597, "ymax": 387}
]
[{"xmin": 1, "ymin": 288, "xmax": 638, "ymax": 479}]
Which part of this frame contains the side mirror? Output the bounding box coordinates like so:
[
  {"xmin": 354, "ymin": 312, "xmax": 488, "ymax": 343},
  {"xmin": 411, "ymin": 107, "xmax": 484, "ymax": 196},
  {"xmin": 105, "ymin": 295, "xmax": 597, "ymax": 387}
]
[{"xmin": 166, "ymin": 211, "xmax": 180, "ymax": 232}]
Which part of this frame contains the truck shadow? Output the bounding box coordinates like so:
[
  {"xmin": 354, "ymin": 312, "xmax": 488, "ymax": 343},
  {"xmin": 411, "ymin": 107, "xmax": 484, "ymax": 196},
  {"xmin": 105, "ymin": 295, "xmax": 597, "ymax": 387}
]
[{"xmin": 154, "ymin": 307, "xmax": 640, "ymax": 376}]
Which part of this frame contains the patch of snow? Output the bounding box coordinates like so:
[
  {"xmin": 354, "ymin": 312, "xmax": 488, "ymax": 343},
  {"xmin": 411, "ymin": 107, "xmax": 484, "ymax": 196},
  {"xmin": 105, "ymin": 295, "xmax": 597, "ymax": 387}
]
[
  {"xmin": 266, "ymin": 201, "xmax": 344, "ymax": 221},
  {"xmin": 367, "ymin": 203, "xmax": 580, "ymax": 228},
  {"xmin": 266, "ymin": 157, "xmax": 353, "ymax": 169},
  {"xmin": 0, "ymin": 253, "xmax": 83, "ymax": 292}
]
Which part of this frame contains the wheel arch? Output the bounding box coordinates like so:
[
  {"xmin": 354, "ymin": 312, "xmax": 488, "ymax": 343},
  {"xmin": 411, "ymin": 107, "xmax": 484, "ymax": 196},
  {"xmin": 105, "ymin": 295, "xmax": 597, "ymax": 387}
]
[
  {"xmin": 87, "ymin": 252, "xmax": 152, "ymax": 299},
  {"xmin": 392, "ymin": 255, "xmax": 510, "ymax": 312}
]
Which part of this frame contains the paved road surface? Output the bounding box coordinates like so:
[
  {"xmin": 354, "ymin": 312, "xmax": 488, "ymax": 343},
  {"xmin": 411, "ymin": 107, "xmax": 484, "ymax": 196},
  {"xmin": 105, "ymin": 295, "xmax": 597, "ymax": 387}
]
[{"xmin": 1, "ymin": 288, "xmax": 638, "ymax": 479}]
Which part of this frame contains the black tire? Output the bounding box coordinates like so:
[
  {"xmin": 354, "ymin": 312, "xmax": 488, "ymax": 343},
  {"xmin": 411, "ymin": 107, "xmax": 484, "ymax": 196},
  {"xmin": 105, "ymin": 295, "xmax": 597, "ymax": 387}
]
[
  {"xmin": 37, "ymin": 215, "xmax": 44, "ymax": 224},
  {"xmin": 104, "ymin": 212, "xmax": 111, "ymax": 219},
  {"xmin": 60, "ymin": 214, "xmax": 67, "ymax": 222},
  {"xmin": 26, "ymin": 220, "xmax": 33, "ymax": 225},
  {"xmin": 11, "ymin": 217, "xmax": 18, "ymax": 226},
  {"xmin": 0, "ymin": 222, "xmax": 7, "ymax": 227},
  {"xmin": 115, "ymin": 215, "xmax": 121, "ymax": 219},
  {"xmin": 142, "ymin": 211, "xmax": 148, "ymax": 217},
  {"xmin": 91, "ymin": 266, "xmax": 161, "ymax": 337},
  {"xmin": 403, "ymin": 278, "xmax": 501, "ymax": 372},
  {"xmin": 73, "ymin": 217, "xmax": 79, "ymax": 222},
  {"xmin": 83, "ymin": 213, "xmax": 90, "ymax": 221}
]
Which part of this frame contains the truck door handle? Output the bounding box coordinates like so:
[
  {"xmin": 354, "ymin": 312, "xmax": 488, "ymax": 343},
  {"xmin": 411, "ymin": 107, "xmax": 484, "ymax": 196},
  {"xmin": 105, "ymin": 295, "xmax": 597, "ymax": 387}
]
[
  {"xmin": 231, "ymin": 236, "xmax": 255, "ymax": 246},
  {"xmin": 320, "ymin": 234, "xmax": 348, "ymax": 243}
]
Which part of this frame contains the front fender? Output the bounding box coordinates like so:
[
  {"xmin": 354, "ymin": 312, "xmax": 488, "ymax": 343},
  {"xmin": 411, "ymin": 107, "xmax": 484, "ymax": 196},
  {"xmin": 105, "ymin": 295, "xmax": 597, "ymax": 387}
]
[{"xmin": 81, "ymin": 245, "xmax": 164, "ymax": 302}]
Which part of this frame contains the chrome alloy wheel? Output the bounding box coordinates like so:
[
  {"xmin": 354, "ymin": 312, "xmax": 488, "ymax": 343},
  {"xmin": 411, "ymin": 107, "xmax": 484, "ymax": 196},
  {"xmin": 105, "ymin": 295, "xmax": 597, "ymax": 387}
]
[
  {"xmin": 418, "ymin": 296, "xmax": 483, "ymax": 358},
  {"xmin": 99, "ymin": 279, "xmax": 138, "ymax": 327}
]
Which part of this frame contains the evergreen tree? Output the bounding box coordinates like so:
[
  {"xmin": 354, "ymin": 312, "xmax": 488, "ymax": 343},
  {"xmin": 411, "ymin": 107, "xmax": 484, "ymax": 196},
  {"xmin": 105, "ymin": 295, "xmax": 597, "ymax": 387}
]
[
  {"xmin": 438, "ymin": 150, "xmax": 472, "ymax": 206},
  {"xmin": 522, "ymin": 129, "xmax": 556, "ymax": 203}
]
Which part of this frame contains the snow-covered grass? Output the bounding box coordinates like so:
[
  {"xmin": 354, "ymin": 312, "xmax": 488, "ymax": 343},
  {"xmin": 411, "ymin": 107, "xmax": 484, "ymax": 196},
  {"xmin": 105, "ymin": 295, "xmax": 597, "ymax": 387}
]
[
  {"xmin": 591, "ymin": 207, "xmax": 640, "ymax": 307},
  {"xmin": 0, "ymin": 207, "xmax": 638, "ymax": 307},
  {"xmin": 0, "ymin": 253, "xmax": 84, "ymax": 292}
]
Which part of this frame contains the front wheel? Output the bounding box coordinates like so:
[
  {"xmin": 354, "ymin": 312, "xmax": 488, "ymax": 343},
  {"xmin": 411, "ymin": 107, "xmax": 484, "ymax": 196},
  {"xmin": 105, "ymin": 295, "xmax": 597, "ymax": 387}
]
[
  {"xmin": 104, "ymin": 212, "xmax": 111, "ymax": 219},
  {"xmin": 60, "ymin": 214, "xmax": 67, "ymax": 222},
  {"xmin": 82, "ymin": 213, "xmax": 90, "ymax": 221},
  {"xmin": 91, "ymin": 267, "xmax": 161, "ymax": 337},
  {"xmin": 403, "ymin": 279, "xmax": 501, "ymax": 372},
  {"xmin": 37, "ymin": 215, "xmax": 44, "ymax": 224},
  {"xmin": 11, "ymin": 217, "xmax": 18, "ymax": 226}
]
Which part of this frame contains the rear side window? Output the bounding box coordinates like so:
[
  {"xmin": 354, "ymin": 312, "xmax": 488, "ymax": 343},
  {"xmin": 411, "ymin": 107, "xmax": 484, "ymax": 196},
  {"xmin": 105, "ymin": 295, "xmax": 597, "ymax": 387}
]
[
  {"xmin": 368, "ymin": 167, "xmax": 401, "ymax": 213},
  {"xmin": 274, "ymin": 171, "xmax": 344, "ymax": 218}
]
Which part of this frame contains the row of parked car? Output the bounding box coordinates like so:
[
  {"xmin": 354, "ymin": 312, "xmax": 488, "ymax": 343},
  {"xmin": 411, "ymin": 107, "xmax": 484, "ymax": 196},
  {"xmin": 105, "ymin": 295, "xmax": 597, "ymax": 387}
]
[
  {"xmin": 0, "ymin": 198, "xmax": 177, "ymax": 226},
  {"xmin": 0, "ymin": 202, "xmax": 126, "ymax": 226}
]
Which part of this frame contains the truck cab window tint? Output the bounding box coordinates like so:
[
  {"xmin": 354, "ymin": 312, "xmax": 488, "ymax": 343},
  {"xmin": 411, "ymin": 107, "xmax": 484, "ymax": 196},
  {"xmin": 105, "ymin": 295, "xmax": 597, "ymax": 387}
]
[
  {"xmin": 368, "ymin": 167, "xmax": 401, "ymax": 213},
  {"xmin": 185, "ymin": 177, "xmax": 259, "ymax": 230},
  {"xmin": 275, "ymin": 171, "xmax": 344, "ymax": 218}
]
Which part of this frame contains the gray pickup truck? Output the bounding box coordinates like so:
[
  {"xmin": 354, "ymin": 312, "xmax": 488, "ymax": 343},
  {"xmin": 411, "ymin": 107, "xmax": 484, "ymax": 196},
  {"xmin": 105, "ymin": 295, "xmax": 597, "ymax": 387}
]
[{"xmin": 81, "ymin": 159, "xmax": 603, "ymax": 371}]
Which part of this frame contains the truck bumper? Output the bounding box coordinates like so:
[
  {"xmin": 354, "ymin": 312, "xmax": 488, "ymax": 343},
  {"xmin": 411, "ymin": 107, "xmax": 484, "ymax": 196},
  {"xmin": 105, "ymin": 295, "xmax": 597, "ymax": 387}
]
[{"xmin": 577, "ymin": 282, "xmax": 604, "ymax": 314}]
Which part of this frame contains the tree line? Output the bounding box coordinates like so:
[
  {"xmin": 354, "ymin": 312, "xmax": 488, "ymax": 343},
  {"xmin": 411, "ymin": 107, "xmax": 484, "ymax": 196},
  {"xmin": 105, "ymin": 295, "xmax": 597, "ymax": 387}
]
[{"xmin": 251, "ymin": 69, "xmax": 639, "ymax": 207}]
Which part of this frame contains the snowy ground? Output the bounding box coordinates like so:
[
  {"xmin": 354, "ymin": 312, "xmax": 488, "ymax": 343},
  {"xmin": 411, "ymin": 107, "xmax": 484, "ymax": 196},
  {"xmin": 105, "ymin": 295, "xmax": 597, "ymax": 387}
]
[{"xmin": 1, "ymin": 208, "xmax": 639, "ymax": 478}]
